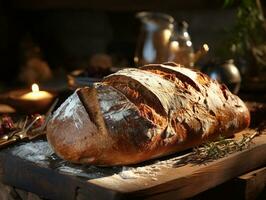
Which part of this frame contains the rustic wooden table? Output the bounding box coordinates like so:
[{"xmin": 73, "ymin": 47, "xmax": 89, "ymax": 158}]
[{"xmin": 0, "ymin": 128, "xmax": 265, "ymax": 200}]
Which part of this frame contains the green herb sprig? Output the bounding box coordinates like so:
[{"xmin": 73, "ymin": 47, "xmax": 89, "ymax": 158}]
[
  {"xmin": 222, "ymin": 0, "xmax": 266, "ymax": 66},
  {"xmin": 173, "ymin": 131, "xmax": 259, "ymax": 167}
]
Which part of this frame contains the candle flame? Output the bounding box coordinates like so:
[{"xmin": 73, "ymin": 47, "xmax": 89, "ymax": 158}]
[
  {"xmin": 203, "ymin": 43, "xmax": 209, "ymax": 52},
  {"xmin": 21, "ymin": 83, "xmax": 52, "ymax": 100},
  {"xmin": 32, "ymin": 83, "xmax": 40, "ymax": 93}
]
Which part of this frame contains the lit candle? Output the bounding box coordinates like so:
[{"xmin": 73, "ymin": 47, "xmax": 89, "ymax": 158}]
[{"xmin": 21, "ymin": 83, "xmax": 53, "ymax": 100}]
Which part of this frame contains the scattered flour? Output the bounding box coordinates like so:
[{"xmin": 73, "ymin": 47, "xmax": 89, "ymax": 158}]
[
  {"xmin": 57, "ymin": 166, "xmax": 103, "ymax": 179},
  {"xmin": 10, "ymin": 140, "xmax": 54, "ymax": 165},
  {"xmin": 9, "ymin": 141, "xmax": 191, "ymax": 181},
  {"xmin": 117, "ymin": 153, "xmax": 190, "ymax": 180}
]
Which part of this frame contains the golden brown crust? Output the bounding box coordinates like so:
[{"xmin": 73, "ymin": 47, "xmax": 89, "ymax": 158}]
[{"xmin": 47, "ymin": 63, "xmax": 250, "ymax": 166}]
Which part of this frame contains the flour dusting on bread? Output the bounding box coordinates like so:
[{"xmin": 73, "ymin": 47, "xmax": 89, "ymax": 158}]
[{"xmin": 52, "ymin": 92, "xmax": 88, "ymax": 129}]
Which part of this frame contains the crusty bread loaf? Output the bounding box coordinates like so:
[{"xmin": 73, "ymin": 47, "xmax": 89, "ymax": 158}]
[{"xmin": 47, "ymin": 63, "xmax": 250, "ymax": 166}]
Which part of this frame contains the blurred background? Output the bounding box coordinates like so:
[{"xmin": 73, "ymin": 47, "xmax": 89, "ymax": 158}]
[{"xmin": 0, "ymin": 0, "xmax": 265, "ymax": 95}]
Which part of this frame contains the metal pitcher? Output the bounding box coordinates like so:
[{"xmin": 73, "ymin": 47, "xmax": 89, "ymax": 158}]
[
  {"xmin": 168, "ymin": 21, "xmax": 209, "ymax": 68},
  {"xmin": 134, "ymin": 12, "xmax": 175, "ymax": 66}
]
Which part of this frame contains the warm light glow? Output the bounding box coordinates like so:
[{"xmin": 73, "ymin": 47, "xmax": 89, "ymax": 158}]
[
  {"xmin": 32, "ymin": 83, "xmax": 39, "ymax": 93},
  {"xmin": 186, "ymin": 41, "xmax": 192, "ymax": 47},
  {"xmin": 203, "ymin": 44, "xmax": 209, "ymax": 52},
  {"xmin": 170, "ymin": 41, "xmax": 179, "ymax": 51},
  {"xmin": 184, "ymin": 32, "xmax": 189, "ymax": 38},
  {"xmin": 21, "ymin": 83, "xmax": 53, "ymax": 100},
  {"xmin": 163, "ymin": 29, "xmax": 172, "ymax": 43}
]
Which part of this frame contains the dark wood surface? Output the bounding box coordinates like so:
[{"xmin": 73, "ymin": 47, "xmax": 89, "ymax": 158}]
[
  {"xmin": 238, "ymin": 167, "xmax": 266, "ymax": 200},
  {"xmin": 189, "ymin": 165, "xmax": 266, "ymax": 200},
  {"xmin": 0, "ymin": 151, "xmax": 121, "ymax": 200}
]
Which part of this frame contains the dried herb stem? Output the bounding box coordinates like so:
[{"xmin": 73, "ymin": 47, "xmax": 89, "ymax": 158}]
[{"xmin": 174, "ymin": 131, "xmax": 259, "ymax": 166}]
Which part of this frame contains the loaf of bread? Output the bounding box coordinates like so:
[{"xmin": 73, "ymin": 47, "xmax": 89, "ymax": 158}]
[{"xmin": 47, "ymin": 63, "xmax": 250, "ymax": 166}]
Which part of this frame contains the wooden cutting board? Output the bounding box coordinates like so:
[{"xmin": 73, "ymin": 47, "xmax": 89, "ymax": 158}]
[{"xmin": 0, "ymin": 128, "xmax": 265, "ymax": 200}]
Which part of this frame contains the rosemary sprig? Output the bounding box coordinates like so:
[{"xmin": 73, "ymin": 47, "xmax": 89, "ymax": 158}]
[
  {"xmin": 192, "ymin": 132, "xmax": 257, "ymax": 163},
  {"xmin": 174, "ymin": 131, "xmax": 259, "ymax": 167}
]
